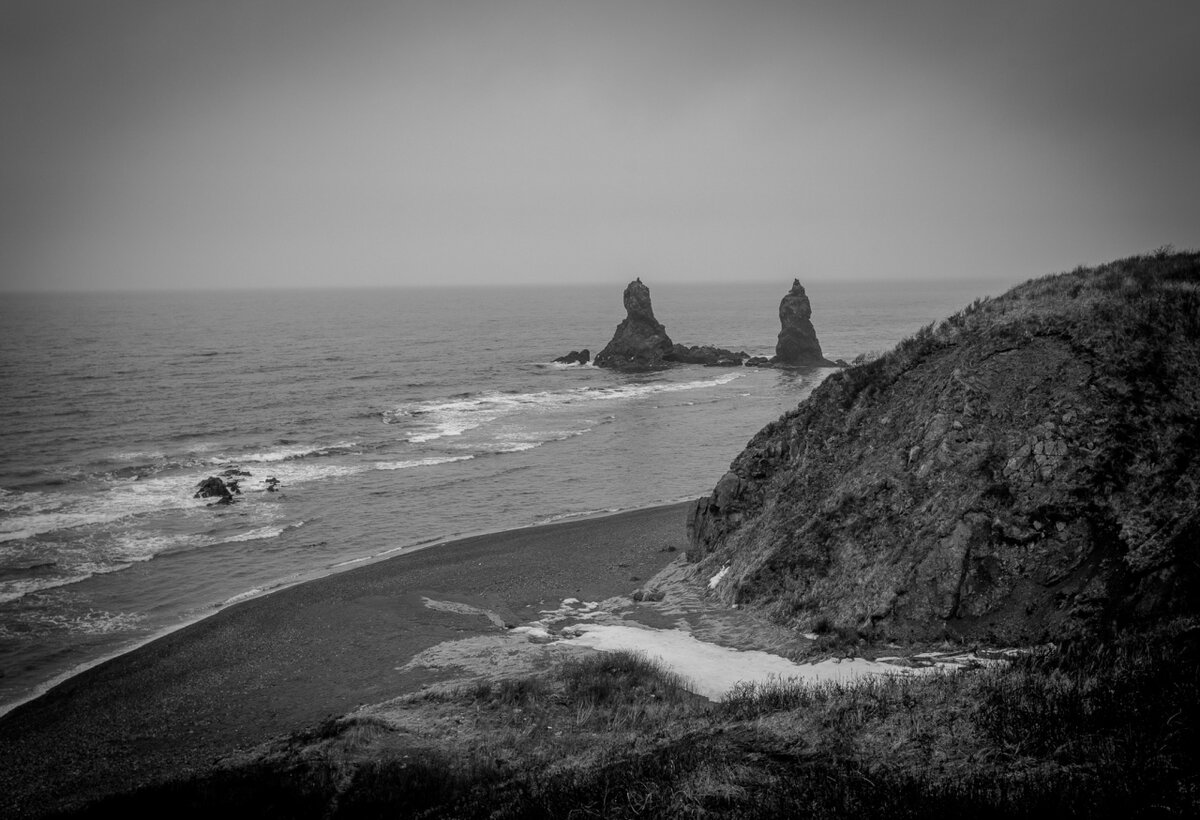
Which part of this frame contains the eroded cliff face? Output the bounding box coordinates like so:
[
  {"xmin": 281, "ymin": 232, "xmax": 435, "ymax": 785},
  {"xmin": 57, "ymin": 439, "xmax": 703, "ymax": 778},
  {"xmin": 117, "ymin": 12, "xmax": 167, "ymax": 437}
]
[
  {"xmin": 594, "ymin": 279, "xmax": 675, "ymax": 370},
  {"xmin": 688, "ymin": 252, "xmax": 1200, "ymax": 643}
]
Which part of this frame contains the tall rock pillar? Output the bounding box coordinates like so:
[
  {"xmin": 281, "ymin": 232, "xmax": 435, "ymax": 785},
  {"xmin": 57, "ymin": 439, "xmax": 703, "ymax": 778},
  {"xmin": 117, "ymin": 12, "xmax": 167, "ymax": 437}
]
[
  {"xmin": 594, "ymin": 279, "xmax": 675, "ymax": 370},
  {"xmin": 774, "ymin": 279, "xmax": 833, "ymax": 366}
]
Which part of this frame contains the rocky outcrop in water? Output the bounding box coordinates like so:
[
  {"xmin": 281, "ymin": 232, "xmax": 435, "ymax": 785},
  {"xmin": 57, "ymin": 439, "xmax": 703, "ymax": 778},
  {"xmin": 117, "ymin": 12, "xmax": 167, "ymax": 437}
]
[
  {"xmin": 553, "ymin": 349, "xmax": 590, "ymax": 365},
  {"xmin": 593, "ymin": 279, "xmax": 675, "ymax": 370},
  {"xmin": 688, "ymin": 251, "xmax": 1200, "ymax": 643},
  {"xmin": 591, "ymin": 277, "xmax": 840, "ymax": 370},
  {"xmin": 666, "ymin": 344, "xmax": 749, "ymax": 367},
  {"xmin": 593, "ymin": 280, "xmax": 752, "ymax": 370},
  {"xmin": 194, "ymin": 476, "xmax": 235, "ymax": 503},
  {"xmin": 774, "ymin": 279, "xmax": 834, "ymax": 366}
]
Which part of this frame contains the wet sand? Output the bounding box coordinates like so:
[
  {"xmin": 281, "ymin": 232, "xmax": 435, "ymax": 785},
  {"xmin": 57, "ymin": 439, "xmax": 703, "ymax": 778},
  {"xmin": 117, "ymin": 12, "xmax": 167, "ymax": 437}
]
[{"xmin": 0, "ymin": 502, "xmax": 691, "ymax": 818}]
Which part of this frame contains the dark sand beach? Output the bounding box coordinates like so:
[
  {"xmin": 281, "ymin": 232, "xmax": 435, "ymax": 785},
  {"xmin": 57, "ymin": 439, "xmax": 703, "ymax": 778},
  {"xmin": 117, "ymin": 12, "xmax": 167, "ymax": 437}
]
[{"xmin": 0, "ymin": 502, "xmax": 691, "ymax": 817}]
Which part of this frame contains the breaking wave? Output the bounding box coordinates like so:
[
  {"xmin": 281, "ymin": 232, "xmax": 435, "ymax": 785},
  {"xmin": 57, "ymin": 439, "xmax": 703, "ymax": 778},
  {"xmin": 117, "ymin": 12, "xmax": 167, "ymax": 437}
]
[{"xmin": 385, "ymin": 373, "xmax": 742, "ymax": 443}]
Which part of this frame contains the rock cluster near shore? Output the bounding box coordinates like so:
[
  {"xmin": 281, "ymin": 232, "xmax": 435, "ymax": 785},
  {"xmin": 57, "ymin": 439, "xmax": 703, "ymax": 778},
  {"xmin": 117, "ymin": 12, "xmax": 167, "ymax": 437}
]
[
  {"xmin": 688, "ymin": 251, "xmax": 1200, "ymax": 644},
  {"xmin": 553, "ymin": 349, "xmax": 590, "ymax": 365},
  {"xmin": 592, "ymin": 277, "xmax": 836, "ymax": 371}
]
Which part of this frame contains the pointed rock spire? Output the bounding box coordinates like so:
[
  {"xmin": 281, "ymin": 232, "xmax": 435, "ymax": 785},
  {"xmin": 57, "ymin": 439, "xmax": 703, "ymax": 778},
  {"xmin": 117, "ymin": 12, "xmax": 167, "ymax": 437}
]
[
  {"xmin": 775, "ymin": 279, "xmax": 833, "ymax": 366},
  {"xmin": 594, "ymin": 279, "xmax": 675, "ymax": 370}
]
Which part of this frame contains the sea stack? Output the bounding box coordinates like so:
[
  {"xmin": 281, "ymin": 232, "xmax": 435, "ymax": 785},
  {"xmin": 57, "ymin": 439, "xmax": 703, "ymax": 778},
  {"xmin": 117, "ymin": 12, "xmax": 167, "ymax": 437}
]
[
  {"xmin": 594, "ymin": 279, "xmax": 675, "ymax": 370},
  {"xmin": 774, "ymin": 279, "xmax": 834, "ymax": 366}
]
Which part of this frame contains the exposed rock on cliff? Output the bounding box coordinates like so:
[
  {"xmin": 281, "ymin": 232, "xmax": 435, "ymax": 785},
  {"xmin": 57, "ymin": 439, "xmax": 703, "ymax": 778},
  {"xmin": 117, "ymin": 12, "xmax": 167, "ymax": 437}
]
[
  {"xmin": 688, "ymin": 251, "xmax": 1200, "ymax": 643},
  {"xmin": 774, "ymin": 279, "xmax": 835, "ymax": 366},
  {"xmin": 593, "ymin": 279, "xmax": 676, "ymax": 370}
]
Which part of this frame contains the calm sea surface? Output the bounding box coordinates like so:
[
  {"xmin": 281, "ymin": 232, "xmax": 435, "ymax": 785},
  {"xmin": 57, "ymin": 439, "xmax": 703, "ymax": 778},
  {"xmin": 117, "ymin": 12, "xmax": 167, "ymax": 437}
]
[{"xmin": 0, "ymin": 279, "xmax": 1010, "ymax": 712}]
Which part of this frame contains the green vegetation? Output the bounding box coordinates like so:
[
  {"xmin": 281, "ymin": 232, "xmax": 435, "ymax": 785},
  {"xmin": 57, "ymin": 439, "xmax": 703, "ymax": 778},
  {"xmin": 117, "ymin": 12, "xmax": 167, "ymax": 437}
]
[{"xmin": 72, "ymin": 622, "xmax": 1199, "ymax": 818}]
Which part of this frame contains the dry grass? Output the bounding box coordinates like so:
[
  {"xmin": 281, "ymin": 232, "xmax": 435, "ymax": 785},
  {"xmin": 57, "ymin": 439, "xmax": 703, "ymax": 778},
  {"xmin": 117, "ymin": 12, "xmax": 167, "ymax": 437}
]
[{"xmin": 69, "ymin": 621, "xmax": 1200, "ymax": 817}]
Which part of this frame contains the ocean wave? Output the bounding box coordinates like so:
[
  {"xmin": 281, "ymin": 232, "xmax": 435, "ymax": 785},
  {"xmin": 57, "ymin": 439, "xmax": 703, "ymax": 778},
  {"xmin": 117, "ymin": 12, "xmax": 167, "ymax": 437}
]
[
  {"xmin": 0, "ymin": 606, "xmax": 148, "ymax": 637},
  {"xmin": 108, "ymin": 531, "xmax": 208, "ymax": 563},
  {"xmin": 223, "ymin": 440, "xmax": 360, "ymax": 463},
  {"xmin": 0, "ymin": 517, "xmax": 307, "ymax": 604},
  {"xmin": 386, "ymin": 374, "xmax": 742, "ymax": 443},
  {"xmin": 487, "ymin": 442, "xmax": 542, "ymax": 454},
  {"xmin": 0, "ymin": 530, "xmax": 208, "ymax": 603},
  {"xmin": 373, "ymin": 455, "xmax": 475, "ymax": 470},
  {"xmin": 533, "ymin": 360, "xmax": 599, "ymax": 370},
  {"xmin": 534, "ymin": 508, "xmax": 620, "ymax": 525},
  {"xmin": 0, "ymin": 559, "xmax": 130, "ymax": 605},
  {"xmin": 224, "ymin": 523, "xmax": 297, "ymax": 543},
  {"xmin": 250, "ymin": 462, "xmax": 365, "ymax": 486},
  {"xmin": 0, "ymin": 452, "xmax": 373, "ymax": 546},
  {"xmin": 112, "ymin": 450, "xmax": 168, "ymax": 462},
  {"xmin": 93, "ymin": 439, "xmax": 358, "ymax": 481}
]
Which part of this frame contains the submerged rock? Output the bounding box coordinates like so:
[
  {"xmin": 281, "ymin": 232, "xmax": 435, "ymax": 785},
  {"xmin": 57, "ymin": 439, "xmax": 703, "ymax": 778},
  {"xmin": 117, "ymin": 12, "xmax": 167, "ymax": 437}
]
[
  {"xmin": 553, "ymin": 349, "xmax": 590, "ymax": 365},
  {"xmin": 688, "ymin": 251, "xmax": 1200, "ymax": 643},
  {"xmin": 774, "ymin": 279, "xmax": 835, "ymax": 366},
  {"xmin": 594, "ymin": 279, "xmax": 675, "ymax": 370},
  {"xmin": 194, "ymin": 476, "xmax": 233, "ymax": 502}
]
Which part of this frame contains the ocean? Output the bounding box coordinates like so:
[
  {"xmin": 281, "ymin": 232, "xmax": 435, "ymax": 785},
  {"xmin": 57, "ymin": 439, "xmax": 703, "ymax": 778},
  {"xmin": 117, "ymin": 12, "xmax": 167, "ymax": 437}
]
[{"xmin": 0, "ymin": 278, "xmax": 1010, "ymax": 713}]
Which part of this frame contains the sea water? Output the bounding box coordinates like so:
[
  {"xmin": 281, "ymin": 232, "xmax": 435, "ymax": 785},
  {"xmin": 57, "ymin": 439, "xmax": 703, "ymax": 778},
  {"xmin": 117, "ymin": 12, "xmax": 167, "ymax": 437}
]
[{"xmin": 0, "ymin": 278, "xmax": 1011, "ymax": 711}]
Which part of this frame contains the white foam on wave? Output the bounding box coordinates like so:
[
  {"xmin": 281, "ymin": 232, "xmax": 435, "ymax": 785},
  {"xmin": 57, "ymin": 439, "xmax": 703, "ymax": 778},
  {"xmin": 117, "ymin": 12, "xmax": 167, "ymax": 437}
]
[
  {"xmin": 391, "ymin": 374, "xmax": 743, "ymax": 444},
  {"xmin": 112, "ymin": 450, "xmax": 167, "ymax": 462},
  {"xmin": 224, "ymin": 522, "xmax": 300, "ymax": 543},
  {"xmin": 489, "ymin": 442, "xmax": 542, "ymax": 454},
  {"xmin": 0, "ymin": 453, "xmax": 365, "ymax": 548},
  {"xmin": 534, "ymin": 508, "xmax": 619, "ymax": 526},
  {"xmin": 0, "ymin": 575, "xmax": 81, "ymax": 605},
  {"xmin": 222, "ymin": 440, "xmax": 359, "ymax": 464},
  {"xmin": 252, "ymin": 461, "xmax": 364, "ymax": 486},
  {"xmin": 373, "ymin": 455, "xmax": 475, "ymax": 471},
  {"xmin": 0, "ymin": 606, "xmax": 148, "ymax": 638},
  {"xmin": 109, "ymin": 531, "xmax": 207, "ymax": 563},
  {"xmin": 0, "ymin": 494, "xmax": 199, "ymax": 545},
  {"xmin": 541, "ymin": 361, "xmax": 598, "ymax": 370},
  {"xmin": 0, "ymin": 530, "xmax": 212, "ymax": 603}
]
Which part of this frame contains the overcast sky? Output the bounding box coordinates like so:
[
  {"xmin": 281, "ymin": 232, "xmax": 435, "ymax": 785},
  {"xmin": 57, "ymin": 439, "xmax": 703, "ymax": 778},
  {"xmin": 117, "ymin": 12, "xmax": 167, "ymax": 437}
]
[{"xmin": 3, "ymin": 0, "xmax": 1198, "ymax": 291}]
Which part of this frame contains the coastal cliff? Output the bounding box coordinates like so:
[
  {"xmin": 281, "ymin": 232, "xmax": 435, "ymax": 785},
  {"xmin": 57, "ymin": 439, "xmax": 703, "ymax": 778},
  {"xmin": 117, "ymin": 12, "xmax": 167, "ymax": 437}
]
[{"xmin": 690, "ymin": 251, "xmax": 1200, "ymax": 642}]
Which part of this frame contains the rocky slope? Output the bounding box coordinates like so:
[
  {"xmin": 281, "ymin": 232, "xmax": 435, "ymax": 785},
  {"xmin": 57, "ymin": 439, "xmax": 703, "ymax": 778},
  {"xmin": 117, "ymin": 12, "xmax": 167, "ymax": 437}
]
[{"xmin": 689, "ymin": 251, "xmax": 1200, "ymax": 643}]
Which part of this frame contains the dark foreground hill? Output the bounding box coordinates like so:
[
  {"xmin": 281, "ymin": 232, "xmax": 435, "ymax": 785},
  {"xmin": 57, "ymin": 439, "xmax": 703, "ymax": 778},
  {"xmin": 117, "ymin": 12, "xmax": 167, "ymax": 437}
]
[{"xmin": 690, "ymin": 250, "xmax": 1200, "ymax": 643}]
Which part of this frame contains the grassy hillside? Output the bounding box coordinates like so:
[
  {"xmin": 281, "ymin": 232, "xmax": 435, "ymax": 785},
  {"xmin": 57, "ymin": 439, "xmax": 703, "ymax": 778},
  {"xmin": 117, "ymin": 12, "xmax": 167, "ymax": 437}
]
[{"xmin": 70, "ymin": 622, "xmax": 1199, "ymax": 818}]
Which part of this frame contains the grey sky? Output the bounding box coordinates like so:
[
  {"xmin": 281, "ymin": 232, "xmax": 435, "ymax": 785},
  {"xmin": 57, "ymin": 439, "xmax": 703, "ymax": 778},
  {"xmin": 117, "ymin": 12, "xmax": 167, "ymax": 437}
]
[{"xmin": 3, "ymin": 0, "xmax": 1198, "ymax": 291}]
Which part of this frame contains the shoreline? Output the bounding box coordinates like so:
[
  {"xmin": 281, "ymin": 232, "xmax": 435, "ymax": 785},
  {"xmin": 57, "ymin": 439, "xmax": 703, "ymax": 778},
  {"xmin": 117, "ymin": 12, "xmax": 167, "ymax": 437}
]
[
  {"xmin": 0, "ymin": 496, "xmax": 700, "ymax": 721},
  {"xmin": 0, "ymin": 500, "xmax": 694, "ymax": 817}
]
